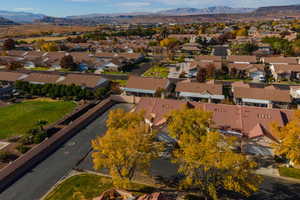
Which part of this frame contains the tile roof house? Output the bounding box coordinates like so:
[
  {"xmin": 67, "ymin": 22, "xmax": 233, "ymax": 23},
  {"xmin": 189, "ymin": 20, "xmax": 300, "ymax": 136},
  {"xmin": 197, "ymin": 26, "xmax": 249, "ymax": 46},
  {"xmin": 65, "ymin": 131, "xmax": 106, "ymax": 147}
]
[
  {"xmin": 228, "ymin": 63, "xmax": 265, "ymax": 81},
  {"xmin": 22, "ymin": 73, "xmax": 64, "ymax": 84},
  {"xmin": 0, "ymin": 71, "xmax": 28, "ymax": 82},
  {"xmin": 270, "ymin": 64, "xmax": 300, "ymax": 81},
  {"xmin": 262, "ymin": 57, "xmax": 299, "ymax": 65},
  {"xmin": 122, "ymin": 76, "xmax": 171, "ymax": 97},
  {"xmin": 195, "ymin": 55, "xmax": 223, "ymax": 63},
  {"xmin": 58, "ymin": 74, "xmax": 108, "ymax": 89},
  {"xmin": 176, "ymin": 80, "xmax": 224, "ymax": 103},
  {"xmin": 42, "ymin": 52, "xmax": 67, "ymax": 70},
  {"xmin": 227, "ymin": 55, "xmax": 258, "ymax": 64},
  {"xmin": 232, "ymin": 83, "xmax": 292, "ymax": 109},
  {"xmin": 134, "ymin": 97, "xmax": 293, "ymax": 145}
]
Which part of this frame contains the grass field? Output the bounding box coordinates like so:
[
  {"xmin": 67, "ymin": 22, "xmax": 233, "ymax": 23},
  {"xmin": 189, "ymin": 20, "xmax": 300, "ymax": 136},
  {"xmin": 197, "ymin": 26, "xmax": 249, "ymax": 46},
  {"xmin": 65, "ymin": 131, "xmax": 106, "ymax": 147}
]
[
  {"xmin": 18, "ymin": 36, "xmax": 69, "ymax": 43},
  {"xmin": 143, "ymin": 66, "xmax": 169, "ymax": 78},
  {"xmin": 44, "ymin": 174, "xmax": 156, "ymax": 200},
  {"xmin": 279, "ymin": 167, "xmax": 300, "ymax": 179},
  {"xmin": 0, "ymin": 100, "xmax": 76, "ymax": 139}
]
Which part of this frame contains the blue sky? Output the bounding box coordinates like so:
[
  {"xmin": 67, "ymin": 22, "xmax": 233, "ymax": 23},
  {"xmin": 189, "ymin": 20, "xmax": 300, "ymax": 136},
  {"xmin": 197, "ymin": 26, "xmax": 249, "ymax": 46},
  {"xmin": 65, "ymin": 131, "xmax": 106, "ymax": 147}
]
[{"xmin": 2, "ymin": 0, "xmax": 300, "ymax": 17}]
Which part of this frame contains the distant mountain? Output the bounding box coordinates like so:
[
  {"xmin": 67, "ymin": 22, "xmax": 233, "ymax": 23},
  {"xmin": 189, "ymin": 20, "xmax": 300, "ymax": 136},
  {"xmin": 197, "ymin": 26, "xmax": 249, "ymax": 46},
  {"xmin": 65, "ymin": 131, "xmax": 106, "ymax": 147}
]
[
  {"xmin": 0, "ymin": 16, "xmax": 18, "ymax": 25},
  {"xmin": 0, "ymin": 10, "xmax": 45, "ymax": 23},
  {"xmin": 37, "ymin": 4, "xmax": 300, "ymax": 26},
  {"xmin": 67, "ymin": 12, "xmax": 151, "ymax": 19},
  {"xmin": 68, "ymin": 6, "xmax": 255, "ymax": 19},
  {"xmin": 254, "ymin": 4, "xmax": 300, "ymax": 14},
  {"xmin": 157, "ymin": 6, "xmax": 255, "ymax": 15}
]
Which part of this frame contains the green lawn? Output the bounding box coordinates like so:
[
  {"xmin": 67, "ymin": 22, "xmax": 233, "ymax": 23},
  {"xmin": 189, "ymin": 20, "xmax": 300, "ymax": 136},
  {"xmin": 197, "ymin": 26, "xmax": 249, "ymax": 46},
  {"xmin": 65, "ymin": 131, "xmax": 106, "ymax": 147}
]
[
  {"xmin": 44, "ymin": 173, "xmax": 156, "ymax": 200},
  {"xmin": 102, "ymin": 71, "xmax": 129, "ymax": 75},
  {"xmin": 279, "ymin": 167, "xmax": 300, "ymax": 179},
  {"xmin": 0, "ymin": 100, "xmax": 76, "ymax": 139},
  {"xmin": 143, "ymin": 66, "xmax": 169, "ymax": 78}
]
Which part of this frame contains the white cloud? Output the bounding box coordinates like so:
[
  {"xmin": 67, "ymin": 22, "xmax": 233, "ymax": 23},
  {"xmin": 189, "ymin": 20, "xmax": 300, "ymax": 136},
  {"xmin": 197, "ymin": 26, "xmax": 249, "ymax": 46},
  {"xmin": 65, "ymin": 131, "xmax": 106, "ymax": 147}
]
[{"xmin": 13, "ymin": 7, "xmax": 36, "ymax": 12}]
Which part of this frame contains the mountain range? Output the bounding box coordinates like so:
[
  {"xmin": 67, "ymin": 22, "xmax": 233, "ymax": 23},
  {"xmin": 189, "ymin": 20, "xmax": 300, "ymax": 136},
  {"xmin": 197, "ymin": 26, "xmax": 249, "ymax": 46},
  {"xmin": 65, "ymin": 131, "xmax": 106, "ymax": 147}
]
[
  {"xmin": 0, "ymin": 10, "xmax": 45, "ymax": 23},
  {"xmin": 0, "ymin": 4, "xmax": 300, "ymax": 25},
  {"xmin": 67, "ymin": 6, "xmax": 256, "ymax": 19}
]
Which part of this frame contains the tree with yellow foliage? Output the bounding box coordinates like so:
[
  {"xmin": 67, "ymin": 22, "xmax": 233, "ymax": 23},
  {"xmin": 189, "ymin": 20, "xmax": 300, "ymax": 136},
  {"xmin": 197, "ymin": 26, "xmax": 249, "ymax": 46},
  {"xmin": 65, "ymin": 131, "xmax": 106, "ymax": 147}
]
[
  {"xmin": 167, "ymin": 108, "xmax": 262, "ymax": 199},
  {"xmin": 160, "ymin": 38, "xmax": 179, "ymax": 59},
  {"xmin": 173, "ymin": 132, "xmax": 262, "ymax": 200},
  {"xmin": 92, "ymin": 109, "xmax": 162, "ymax": 188},
  {"xmin": 271, "ymin": 110, "xmax": 300, "ymax": 166},
  {"xmin": 236, "ymin": 28, "xmax": 248, "ymax": 37},
  {"xmin": 35, "ymin": 39, "xmax": 59, "ymax": 52},
  {"xmin": 166, "ymin": 106, "xmax": 212, "ymax": 141}
]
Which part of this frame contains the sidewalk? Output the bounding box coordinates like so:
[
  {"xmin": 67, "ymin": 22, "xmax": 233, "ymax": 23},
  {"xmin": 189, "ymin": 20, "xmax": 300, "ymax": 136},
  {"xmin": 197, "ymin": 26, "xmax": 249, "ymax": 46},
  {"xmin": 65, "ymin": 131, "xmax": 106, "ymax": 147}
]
[{"xmin": 256, "ymin": 167, "xmax": 300, "ymax": 183}]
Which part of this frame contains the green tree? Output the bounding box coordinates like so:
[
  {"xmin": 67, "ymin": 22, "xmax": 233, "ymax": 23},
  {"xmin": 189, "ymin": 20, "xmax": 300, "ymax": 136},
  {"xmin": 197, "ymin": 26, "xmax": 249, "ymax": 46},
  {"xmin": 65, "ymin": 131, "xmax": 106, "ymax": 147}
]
[
  {"xmin": 60, "ymin": 55, "xmax": 77, "ymax": 70},
  {"xmin": 3, "ymin": 38, "xmax": 15, "ymax": 50}
]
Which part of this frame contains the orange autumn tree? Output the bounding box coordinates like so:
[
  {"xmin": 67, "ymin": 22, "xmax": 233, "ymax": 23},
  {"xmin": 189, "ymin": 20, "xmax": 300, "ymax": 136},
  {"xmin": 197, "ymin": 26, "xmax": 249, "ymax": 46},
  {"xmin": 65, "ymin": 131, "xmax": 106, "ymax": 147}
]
[
  {"xmin": 271, "ymin": 110, "xmax": 300, "ymax": 166},
  {"xmin": 167, "ymin": 107, "xmax": 262, "ymax": 200},
  {"xmin": 92, "ymin": 109, "xmax": 162, "ymax": 188}
]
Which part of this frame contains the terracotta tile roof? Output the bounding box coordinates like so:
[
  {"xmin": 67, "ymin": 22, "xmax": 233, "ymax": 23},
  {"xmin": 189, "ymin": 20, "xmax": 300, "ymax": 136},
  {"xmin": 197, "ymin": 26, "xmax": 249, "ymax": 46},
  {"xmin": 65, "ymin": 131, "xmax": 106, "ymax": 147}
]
[
  {"xmin": 6, "ymin": 50, "xmax": 27, "ymax": 57},
  {"xmin": 176, "ymin": 81, "xmax": 223, "ymax": 95},
  {"xmin": 198, "ymin": 61, "xmax": 222, "ymax": 69},
  {"xmin": 272, "ymin": 64, "xmax": 300, "ymax": 73},
  {"xmin": 0, "ymin": 71, "xmax": 26, "ymax": 82},
  {"xmin": 264, "ymin": 57, "xmax": 298, "ymax": 64},
  {"xmin": 227, "ymin": 55, "xmax": 257, "ymax": 63},
  {"xmin": 233, "ymin": 86, "xmax": 292, "ymax": 103},
  {"xmin": 125, "ymin": 76, "xmax": 169, "ymax": 91},
  {"xmin": 134, "ymin": 97, "xmax": 293, "ymax": 141},
  {"xmin": 59, "ymin": 74, "xmax": 106, "ymax": 88},
  {"xmin": 228, "ymin": 63, "xmax": 264, "ymax": 71},
  {"xmin": 23, "ymin": 73, "xmax": 61, "ymax": 84},
  {"xmin": 195, "ymin": 55, "xmax": 222, "ymax": 62}
]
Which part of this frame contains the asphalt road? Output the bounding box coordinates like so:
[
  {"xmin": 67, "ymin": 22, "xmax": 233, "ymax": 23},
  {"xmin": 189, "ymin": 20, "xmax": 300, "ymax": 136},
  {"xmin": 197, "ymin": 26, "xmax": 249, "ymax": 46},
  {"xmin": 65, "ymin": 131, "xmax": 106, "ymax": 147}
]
[{"xmin": 0, "ymin": 103, "xmax": 133, "ymax": 200}]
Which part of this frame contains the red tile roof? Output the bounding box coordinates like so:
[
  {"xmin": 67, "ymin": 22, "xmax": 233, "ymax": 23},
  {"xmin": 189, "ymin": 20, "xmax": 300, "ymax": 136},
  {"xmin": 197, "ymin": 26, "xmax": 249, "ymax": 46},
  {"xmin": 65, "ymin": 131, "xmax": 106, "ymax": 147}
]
[
  {"xmin": 134, "ymin": 97, "xmax": 294, "ymax": 141},
  {"xmin": 176, "ymin": 81, "xmax": 223, "ymax": 95},
  {"xmin": 125, "ymin": 76, "xmax": 169, "ymax": 91}
]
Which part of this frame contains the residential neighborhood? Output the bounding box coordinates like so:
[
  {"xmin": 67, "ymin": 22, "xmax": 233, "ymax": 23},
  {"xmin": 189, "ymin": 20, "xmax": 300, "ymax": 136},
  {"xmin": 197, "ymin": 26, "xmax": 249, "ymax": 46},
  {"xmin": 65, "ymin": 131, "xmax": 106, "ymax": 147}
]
[{"xmin": 1, "ymin": 1, "xmax": 300, "ymax": 200}]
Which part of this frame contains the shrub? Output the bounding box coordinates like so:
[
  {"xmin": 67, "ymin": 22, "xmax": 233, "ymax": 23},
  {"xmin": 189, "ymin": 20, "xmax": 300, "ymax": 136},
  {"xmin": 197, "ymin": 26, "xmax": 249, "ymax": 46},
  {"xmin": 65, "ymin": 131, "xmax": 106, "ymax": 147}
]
[
  {"xmin": 16, "ymin": 144, "xmax": 31, "ymax": 154},
  {"xmin": 0, "ymin": 151, "xmax": 17, "ymax": 162}
]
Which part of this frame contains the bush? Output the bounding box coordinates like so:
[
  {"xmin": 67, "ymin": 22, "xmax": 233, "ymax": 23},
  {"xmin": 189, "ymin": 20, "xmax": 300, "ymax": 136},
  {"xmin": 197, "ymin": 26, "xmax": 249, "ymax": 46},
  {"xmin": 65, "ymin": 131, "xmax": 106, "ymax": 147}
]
[
  {"xmin": 16, "ymin": 144, "xmax": 31, "ymax": 154},
  {"xmin": 0, "ymin": 151, "xmax": 17, "ymax": 162},
  {"xmin": 33, "ymin": 131, "xmax": 48, "ymax": 144},
  {"xmin": 279, "ymin": 167, "xmax": 300, "ymax": 179}
]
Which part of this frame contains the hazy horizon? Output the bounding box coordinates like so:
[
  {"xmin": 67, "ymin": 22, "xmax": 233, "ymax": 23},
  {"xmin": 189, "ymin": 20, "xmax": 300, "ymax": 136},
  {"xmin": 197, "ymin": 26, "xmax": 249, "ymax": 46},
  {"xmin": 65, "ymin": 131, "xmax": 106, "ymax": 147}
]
[{"xmin": 1, "ymin": 0, "xmax": 299, "ymax": 17}]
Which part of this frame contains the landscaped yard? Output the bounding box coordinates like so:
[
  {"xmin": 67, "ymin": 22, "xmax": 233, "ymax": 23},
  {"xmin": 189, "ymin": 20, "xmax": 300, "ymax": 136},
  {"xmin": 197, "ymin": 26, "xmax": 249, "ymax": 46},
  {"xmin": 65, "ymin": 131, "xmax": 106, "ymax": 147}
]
[
  {"xmin": 143, "ymin": 66, "xmax": 169, "ymax": 78},
  {"xmin": 44, "ymin": 173, "xmax": 156, "ymax": 200},
  {"xmin": 279, "ymin": 167, "xmax": 300, "ymax": 179},
  {"xmin": 0, "ymin": 100, "xmax": 76, "ymax": 139}
]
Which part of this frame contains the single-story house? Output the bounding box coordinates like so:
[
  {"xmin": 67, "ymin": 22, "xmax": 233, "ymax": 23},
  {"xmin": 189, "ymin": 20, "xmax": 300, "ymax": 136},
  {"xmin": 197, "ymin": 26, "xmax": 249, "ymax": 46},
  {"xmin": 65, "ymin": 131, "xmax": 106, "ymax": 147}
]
[
  {"xmin": 176, "ymin": 80, "xmax": 224, "ymax": 103},
  {"xmin": 227, "ymin": 55, "xmax": 257, "ymax": 64},
  {"xmin": 59, "ymin": 74, "xmax": 109, "ymax": 89},
  {"xmin": 228, "ymin": 63, "xmax": 265, "ymax": 81},
  {"xmin": 262, "ymin": 57, "xmax": 299, "ymax": 65},
  {"xmin": 22, "ymin": 73, "xmax": 64, "ymax": 85},
  {"xmin": 134, "ymin": 97, "xmax": 293, "ymax": 150},
  {"xmin": 122, "ymin": 76, "xmax": 171, "ymax": 97},
  {"xmin": 270, "ymin": 64, "xmax": 300, "ymax": 81},
  {"xmin": 232, "ymin": 83, "xmax": 292, "ymax": 109}
]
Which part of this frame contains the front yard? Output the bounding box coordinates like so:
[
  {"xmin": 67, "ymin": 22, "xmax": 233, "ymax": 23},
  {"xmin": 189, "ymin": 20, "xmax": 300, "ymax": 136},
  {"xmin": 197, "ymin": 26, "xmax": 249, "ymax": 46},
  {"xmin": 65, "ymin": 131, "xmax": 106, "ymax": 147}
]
[
  {"xmin": 279, "ymin": 167, "xmax": 300, "ymax": 180},
  {"xmin": 44, "ymin": 173, "xmax": 156, "ymax": 200},
  {"xmin": 143, "ymin": 66, "xmax": 169, "ymax": 78},
  {"xmin": 0, "ymin": 99, "xmax": 76, "ymax": 139}
]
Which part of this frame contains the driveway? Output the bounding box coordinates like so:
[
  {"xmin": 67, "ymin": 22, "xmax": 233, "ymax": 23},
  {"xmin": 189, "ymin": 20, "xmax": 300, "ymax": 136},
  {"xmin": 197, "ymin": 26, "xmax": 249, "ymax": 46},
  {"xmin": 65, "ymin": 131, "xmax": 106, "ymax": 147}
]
[{"xmin": 0, "ymin": 103, "xmax": 133, "ymax": 200}]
